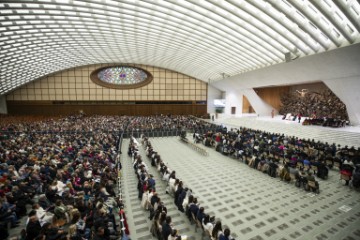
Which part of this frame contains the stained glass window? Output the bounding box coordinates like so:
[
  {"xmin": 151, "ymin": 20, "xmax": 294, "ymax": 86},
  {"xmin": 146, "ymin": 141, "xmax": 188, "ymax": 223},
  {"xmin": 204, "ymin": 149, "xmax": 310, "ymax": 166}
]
[
  {"xmin": 98, "ymin": 66, "xmax": 148, "ymax": 85},
  {"xmin": 90, "ymin": 66, "xmax": 153, "ymax": 89}
]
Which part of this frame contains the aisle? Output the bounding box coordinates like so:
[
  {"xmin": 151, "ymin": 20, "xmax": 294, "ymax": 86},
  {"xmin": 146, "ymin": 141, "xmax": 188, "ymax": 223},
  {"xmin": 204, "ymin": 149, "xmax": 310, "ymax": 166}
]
[
  {"xmin": 121, "ymin": 138, "xmax": 204, "ymax": 240},
  {"xmin": 148, "ymin": 136, "xmax": 360, "ymax": 240},
  {"xmin": 121, "ymin": 139, "xmax": 155, "ymax": 240}
]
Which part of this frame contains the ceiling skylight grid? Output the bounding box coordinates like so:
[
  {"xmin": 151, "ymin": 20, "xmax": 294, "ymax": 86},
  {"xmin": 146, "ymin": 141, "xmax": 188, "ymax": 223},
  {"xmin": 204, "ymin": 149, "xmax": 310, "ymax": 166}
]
[
  {"xmin": 312, "ymin": 0, "xmax": 359, "ymax": 45},
  {"xmin": 136, "ymin": 2, "xmax": 274, "ymax": 65},
  {"xmin": 303, "ymin": 1, "xmax": 347, "ymax": 46},
  {"xmin": 2, "ymin": 4, "xmax": 268, "ymax": 66},
  {"xmin": 173, "ymin": 0, "xmax": 283, "ymax": 62},
  {"xmin": 269, "ymin": 0, "xmax": 325, "ymax": 52},
  {"xmin": 52, "ymin": 8, "xmax": 262, "ymax": 60},
  {"xmin": 221, "ymin": 0, "xmax": 297, "ymax": 55},
  {"xmin": 244, "ymin": 0, "xmax": 313, "ymax": 55}
]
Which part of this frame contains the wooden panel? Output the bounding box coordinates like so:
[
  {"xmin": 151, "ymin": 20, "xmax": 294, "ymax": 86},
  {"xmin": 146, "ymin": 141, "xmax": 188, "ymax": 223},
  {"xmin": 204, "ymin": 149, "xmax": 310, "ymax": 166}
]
[
  {"xmin": 254, "ymin": 86, "xmax": 290, "ymax": 110},
  {"xmin": 242, "ymin": 95, "xmax": 255, "ymax": 113},
  {"xmin": 135, "ymin": 105, "xmax": 151, "ymax": 116}
]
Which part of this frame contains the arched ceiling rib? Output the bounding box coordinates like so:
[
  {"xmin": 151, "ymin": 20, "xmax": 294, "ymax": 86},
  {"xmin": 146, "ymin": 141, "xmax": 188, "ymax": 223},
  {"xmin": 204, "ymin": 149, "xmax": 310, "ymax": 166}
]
[{"xmin": 1, "ymin": 0, "xmax": 360, "ymax": 94}]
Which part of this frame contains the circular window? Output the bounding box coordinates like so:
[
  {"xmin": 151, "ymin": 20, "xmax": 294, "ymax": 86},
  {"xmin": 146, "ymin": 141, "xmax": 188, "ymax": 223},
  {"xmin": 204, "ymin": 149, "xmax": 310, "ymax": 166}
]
[{"xmin": 90, "ymin": 66, "xmax": 153, "ymax": 89}]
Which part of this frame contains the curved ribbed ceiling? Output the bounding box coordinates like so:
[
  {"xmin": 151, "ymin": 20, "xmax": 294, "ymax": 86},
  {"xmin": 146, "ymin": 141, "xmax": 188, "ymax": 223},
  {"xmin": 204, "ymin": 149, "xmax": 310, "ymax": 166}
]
[{"xmin": 1, "ymin": 0, "xmax": 360, "ymax": 94}]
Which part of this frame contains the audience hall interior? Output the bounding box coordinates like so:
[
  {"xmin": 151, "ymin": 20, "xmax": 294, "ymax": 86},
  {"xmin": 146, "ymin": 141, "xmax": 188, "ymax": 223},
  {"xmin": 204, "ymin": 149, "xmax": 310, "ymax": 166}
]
[
  {"xmin": 1, "ymin": 1, "xmax": 360, "ymax": 240},
  {"xmin": 0, "ymin": 115, "xmax": 360, "ymax": 240}
]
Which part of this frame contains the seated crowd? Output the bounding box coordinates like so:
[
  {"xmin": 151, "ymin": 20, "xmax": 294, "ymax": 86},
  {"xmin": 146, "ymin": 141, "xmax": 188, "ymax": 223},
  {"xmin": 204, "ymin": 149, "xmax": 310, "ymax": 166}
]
[
  {"xmin": 1, "ymin": 114, "xmax": 359, "ymax": 240},
  {"xmin": 196, "ymin": 125, "xmax": 360, "ymax": 189},
  {"xmin": 280, "ymin": 112, "xmax": 348, "ymax": 128},
  {"xmin": 0, "ymin": 115, "xmax": 129, "ymax": 240},
  {"xmin": 126, "ymin": 115, "xmax": 214, "ymax": 133},
  {"xmin": 302, "ymin": 117, "xmax": 348, "ymax": 128},
  {"xmin": 0, "ymin": 114, "xmax": 219, "ymax": 240},
  {"xmin": 128, "ymin": 135, "xmax": 236, "ymax": 240}
]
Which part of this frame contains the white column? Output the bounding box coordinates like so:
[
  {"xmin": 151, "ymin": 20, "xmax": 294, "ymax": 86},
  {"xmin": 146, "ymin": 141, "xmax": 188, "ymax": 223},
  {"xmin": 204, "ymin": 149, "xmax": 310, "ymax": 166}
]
[
  {"xmin": 323, "ymin": 76, "xmax": 360, "ymax": 126},
  {"xmin": 207, "ymin": 84, "xmax": 223, "ymax": 114},
  {"xmin": 224, "ymin": 90, "xmax": 243, "ymax": 116},
  {"xmin": 0, "ymin": 95, "xmax": 7, "ymax": 114}
]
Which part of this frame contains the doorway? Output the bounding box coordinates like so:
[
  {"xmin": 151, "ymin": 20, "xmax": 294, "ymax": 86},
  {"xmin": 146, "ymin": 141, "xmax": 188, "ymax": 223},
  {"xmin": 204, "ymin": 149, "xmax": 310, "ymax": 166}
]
[{"xmin": 231, "ymin": 107, "xmax": 236, "ymax": 115}]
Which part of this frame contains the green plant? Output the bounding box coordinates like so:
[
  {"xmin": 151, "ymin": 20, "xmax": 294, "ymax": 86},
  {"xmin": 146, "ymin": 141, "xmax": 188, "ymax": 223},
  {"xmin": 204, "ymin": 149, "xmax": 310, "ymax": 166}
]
[{"xmin": 215, "ymin": 107, "xmax": 224, "ymax": 113}]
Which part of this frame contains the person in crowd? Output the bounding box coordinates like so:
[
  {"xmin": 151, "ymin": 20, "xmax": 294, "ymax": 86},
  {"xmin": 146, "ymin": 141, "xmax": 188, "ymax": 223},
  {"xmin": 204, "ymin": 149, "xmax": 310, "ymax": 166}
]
[
  {"xmin": 37, "ymin": 194, "xmax": 53, "ymax": 211},
  {"xmin": 148, "ymin": 174, "xmax": 156, "ymax": 191},
  {"xmin": 202, "ymin": 214, "xmax": 214, "ymax": 235},
  {"xmin": 189, "ymin": 197, "xmax": 200, "ymax": 219},
  {"xmin": 150, "ymin": 192, "xmax": 159, "ymax": 208},
  {"xmin": 168, "ymin": 228, "xmax": 185, "ymax": 240},
  {"xmin": 31, "ymin": 203, "xmax": 54, "ymax": 226},
  {"xmin": 93, "ymin": 226, "xmax": 106, "ymax": 240},
  {"xmin": 0, "ymin": 199, "xmax": 19, "ymax": 228},
  {"xmin": 25, "ymin": 210, "xmax": 42, "ymax": 240},
  {"xmin": 162, "ymin": 216, "xmax": 173, "ymax": 240},
  {"xmin": 340, "ymin": 159, "xmax": 354, "ymax": 186},
  {"xmin": 54, "ymin": 199, "xmax": 68, "ymax": 224},
  {"xmin": 141, "ymin": 188, "xmax": 152, "ymax": 210},
  {"xmin": 219, "ymin": 228, "xmax": 231, "ymax": 240},
  {"xmin": 196, "ymin": 207, "xmax": 205, "ymax": 224},
  {"xmin": 212, "ymin": 221, "xmax": 223, "ymax": 239},
  {"xmin": 297, "ymin": 113, "xmax": 302, "ymax": 123},
  {"xmin": 174, "ymin": 181, "xmax": 183, "ymax": 205}
]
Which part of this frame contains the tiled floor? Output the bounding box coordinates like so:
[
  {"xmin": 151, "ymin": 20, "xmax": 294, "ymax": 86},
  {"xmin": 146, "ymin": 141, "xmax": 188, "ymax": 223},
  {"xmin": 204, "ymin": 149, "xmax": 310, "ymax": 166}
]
[
  {"xmin": 142, "ymin": 136, "xmax": 360, "ymax": 240},
  {"xmin": 121, "ymin": 139, "xmax": 204, "ymax": 240}
]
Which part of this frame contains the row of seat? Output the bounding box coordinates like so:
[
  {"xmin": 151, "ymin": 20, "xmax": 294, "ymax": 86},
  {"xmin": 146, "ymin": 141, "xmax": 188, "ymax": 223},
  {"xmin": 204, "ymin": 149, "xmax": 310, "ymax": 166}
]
[
  {"xmin": 143, "ymin": 135, "xmax": 235, "ymax": 240},
  {"xmin": 130, "ymin": 137, "xmax": 191, "ymax": 240},
  {"xmin": 180, "ymin": 137, "xmax": 209, "ymax": 156}
]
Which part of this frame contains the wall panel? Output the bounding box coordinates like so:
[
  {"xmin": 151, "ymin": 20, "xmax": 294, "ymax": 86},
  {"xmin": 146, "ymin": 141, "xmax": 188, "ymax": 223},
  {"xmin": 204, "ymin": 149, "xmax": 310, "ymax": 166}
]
[
  {"xmin": 254, "ymin": 86, "xmax": 290, "ymax": 110},
  {"xmin": 6, "ymin": 63, "xmax": 207, "ymax": 103},
  {"xmin": 255, "ymin": 82, "xmax": 326, "ymax": 111},
  {"xmin": 242, "ymin": 95, "xmax": 255, "ymax": 113}
]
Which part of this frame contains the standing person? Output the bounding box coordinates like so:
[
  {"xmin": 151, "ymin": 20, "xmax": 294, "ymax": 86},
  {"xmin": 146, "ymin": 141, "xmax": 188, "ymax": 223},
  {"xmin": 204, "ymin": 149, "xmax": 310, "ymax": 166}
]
[
  {"xmin": 297, "ymin": 113, "xmax": 302, "ymax": 123},
  {"xmin": 174, "ymin": 181, "xmax": 183, "ymax": 205},
  {"xmin": 271, "ymin": 109, "xmax": 275, "ymax": 118}
]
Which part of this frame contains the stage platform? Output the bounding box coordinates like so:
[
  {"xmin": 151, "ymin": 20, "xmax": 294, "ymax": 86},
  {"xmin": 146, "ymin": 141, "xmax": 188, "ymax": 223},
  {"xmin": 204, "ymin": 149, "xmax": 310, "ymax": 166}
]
[{"xmin": 211, "ymin": 114, "xmax": 360, "ymax": 148}]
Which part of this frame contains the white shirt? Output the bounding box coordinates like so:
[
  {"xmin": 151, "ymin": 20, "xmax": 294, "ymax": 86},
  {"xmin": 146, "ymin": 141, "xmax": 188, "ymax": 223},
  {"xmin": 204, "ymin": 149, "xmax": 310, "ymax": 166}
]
[{"xmin": 203, "ymin": 222, "xmax": 213, "ymax": 235}]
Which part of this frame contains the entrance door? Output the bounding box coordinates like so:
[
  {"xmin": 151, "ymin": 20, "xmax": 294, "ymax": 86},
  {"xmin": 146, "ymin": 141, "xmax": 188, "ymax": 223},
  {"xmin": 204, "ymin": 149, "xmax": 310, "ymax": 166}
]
[{"xmin": 231, "ymin": 107, "xmax": 236, "ymax": 115}]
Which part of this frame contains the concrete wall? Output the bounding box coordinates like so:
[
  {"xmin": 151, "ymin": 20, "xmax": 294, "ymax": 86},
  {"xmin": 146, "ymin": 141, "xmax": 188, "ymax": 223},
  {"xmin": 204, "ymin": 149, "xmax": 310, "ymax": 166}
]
[
  {"xmin": 211, "ymin": 43, "xmax": 360, "ymax": 124},
  {"xmin": 324, "ymin": 76, "xmax": 360, "ymax": 125},
  {"xmin": 6, "ymin": 64, "xmax": 207, "ymax": 102},
  {"xmin": 207, "ymin": 85, "xmax": 223, "ymax": 114},
  {"xmin": 242, "ymin": 89, "xmax": 273, "ymax": 117},
  {"xmin": 225, "ymin": 90, "xmax": 243, "ymax": 116},
  {"xmin": 0, "ymin": 95, "xmax": 7, "ymax": 114}
]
